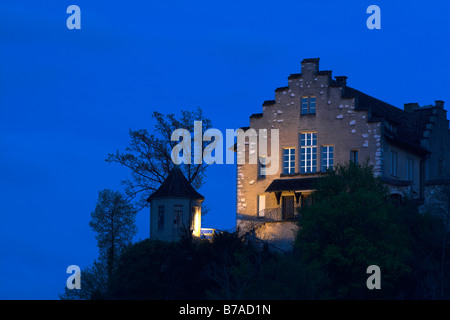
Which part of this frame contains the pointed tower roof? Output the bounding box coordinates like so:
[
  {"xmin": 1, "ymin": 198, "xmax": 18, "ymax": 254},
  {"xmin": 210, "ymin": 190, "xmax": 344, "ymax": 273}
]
[{"xmin": 147, "ymin": 166, "xmax": 204, "ymax": 202}]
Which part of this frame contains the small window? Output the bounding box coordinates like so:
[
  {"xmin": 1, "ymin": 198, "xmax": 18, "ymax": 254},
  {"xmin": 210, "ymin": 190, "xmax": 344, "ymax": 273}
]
[
  {"xmin": 439, "ymin": 159, "xmax": 444, "ymax": 175},
  {"xmin": 350, "ymin": 150, "xmax": 358, "ymax": 164},
  {"xmin": 309, "ymin": 97, "xmax": 316, "ymax": 114},
  {"xmin": 407, "ymin": 158, "xmax": 413, "ymax": 181},
  {"xmin": 157, "ymin": 206, "xmax": 165, "ymax": 230},
  {"xmin": 301, "ymin": 194, "xmax": 313, "ymax": 207},
  {"xmin": 258, "ymin": 195, "xmax": 266, "ymax": 217},
  {"xmin": 391, "ymin": 151, "xmax": 398, "ymax": 176},
  {"xmin": 174, "ymin": 205, "xmax": 183, "ymax": 228},
  {"xmin": 301, "ymin": 97, "xmax": 309, "ymax": 115},
  {"xmin": 322, "ymin": 145, "xmax": 334, "ymax": 171},
  {"xmin": 301, "ymin": 96, "xmax": 316, "ymax": 115},
  {"xmin": 386, "ymin": 121, "xmax": 397, "ymax": 133},
  {"xmin": 283, "ymin": 148, "xmax": 295, "ymax": 174}
]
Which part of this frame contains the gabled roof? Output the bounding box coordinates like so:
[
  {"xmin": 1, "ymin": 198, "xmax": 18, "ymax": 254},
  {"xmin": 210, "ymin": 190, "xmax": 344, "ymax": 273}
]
[
  {"xmin": 147, "ymin": 166, "xmax": 204, "ymax": 202},
  {"xmin": 342, "ymin": 86, "xmax": 431, "ymax": 153},
  {"xmin": 342, "ymin": 86, "xmax": 403, "ymax": 121}
]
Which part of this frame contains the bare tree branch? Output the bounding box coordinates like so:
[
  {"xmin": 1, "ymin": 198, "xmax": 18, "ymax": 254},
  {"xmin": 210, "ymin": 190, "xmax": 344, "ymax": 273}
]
[{"xmin": 106, "ymin": 107, "xmax": 212, "ymax": 211}]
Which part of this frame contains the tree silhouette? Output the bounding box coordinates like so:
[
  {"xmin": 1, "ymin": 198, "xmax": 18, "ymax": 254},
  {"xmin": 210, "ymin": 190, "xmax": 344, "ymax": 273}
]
[
  {"xmin": 106, "ymin": 107, "xmax": 212, "ymax": 210},
  {"xmin": 295, "ymin": 162, "xmax": 413, "ymax": 299},
  {"xmin": 89, "ymin": 189, "xmax": 137, "ymax": 286}
]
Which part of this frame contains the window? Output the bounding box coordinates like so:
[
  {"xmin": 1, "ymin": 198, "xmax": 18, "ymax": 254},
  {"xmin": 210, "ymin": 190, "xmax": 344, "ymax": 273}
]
[
  {"xmin": 322, "ymin": 145, "xmax": 334, "ymax": 171},
  {"xmin": 258, "ymin": 195, "xmax": 266, "ymax": 217},
  {"xmin": 439, "ymin": 159, "xmax": 444, "ymax": 175},
  {"xmin": 301, "ymin": 97, "xmax": 308, "ymax": 115},
  {"xmin": 258, "ymin": 156, "xmax": 266, "ymax": 178},
  {"xmin": 300, "ymin": 133, "xmax": 317, "ymax": 173},
  {"xmin": 386, "ymin": 121, "xmax": 397, "ymax": 133},
  {"xmin": 309, "ymin": 97, "xmax": 316, "ymax": 114},
  {"xmin": 351, "ymin": 149, "xmax": 358, "ymax": 164},
  {"xmin": 301, "ymin": 194, "xmax": 313, "ymax": 207},
  {"xmin": 192, "ymin": 206, "xmax": 201, "ymax": 237},
  {"xmin": 301, "ymin": 96, "xmax": 316, "ymax": 115},
  {"xmin": 157, "ymin": 206, "xmax": 165, "ymax": 230},
  {"xmin": 174, "ymin": 205, "xmax": 183, "ymax": 228},
  {"xmin": 407, "ymin": 158, "xmax": 413, "ymax": 181},
  {"xmin": 391, "ymin": 151, "xmax": 398, "ymax": 176},
  {"xmin": 283, "ymin": 148, "xmax": 295, "ymax": 174}
]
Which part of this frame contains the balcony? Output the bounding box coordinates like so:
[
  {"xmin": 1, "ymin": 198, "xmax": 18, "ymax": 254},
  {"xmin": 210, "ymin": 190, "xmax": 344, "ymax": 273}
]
[{"xmin": 256, "ymin": 207, "xmax": 299, "ymax": 222}]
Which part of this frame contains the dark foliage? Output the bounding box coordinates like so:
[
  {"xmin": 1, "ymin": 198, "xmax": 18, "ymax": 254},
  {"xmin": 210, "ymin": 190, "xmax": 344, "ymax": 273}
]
[
  {"xmin": 81, "ymin": 162, "xmax": 450, "ymax": 300},
  {"xmin": 108, "ymin": 236, "xmax": 205, "ymax": 299}
]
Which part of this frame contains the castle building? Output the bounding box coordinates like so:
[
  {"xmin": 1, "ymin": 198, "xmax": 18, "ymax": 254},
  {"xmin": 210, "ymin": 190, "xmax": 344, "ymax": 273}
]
[
  {"xmin": 147, "ymin": 166, "xmax": 204, "ymax": 242},
  {"xmin": 236, "ymin": 58, "xmax": 450, "ymax": 251}
]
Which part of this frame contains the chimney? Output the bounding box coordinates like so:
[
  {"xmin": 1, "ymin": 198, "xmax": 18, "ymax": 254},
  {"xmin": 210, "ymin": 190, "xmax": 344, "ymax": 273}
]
[
  {"xmin": 335, "ymin": 76, "xmax": 348, "ymax": 86},
  {"xmin": 404, "ymin": 102, "xmax": 419, "ymax": 113},
  {"xmin": 435, "ymin": 100, "xmax": 444, "ymax": 109},
  {"xmin": 301, "ymin": 58, "xmax": 320, "ymax": 76}
]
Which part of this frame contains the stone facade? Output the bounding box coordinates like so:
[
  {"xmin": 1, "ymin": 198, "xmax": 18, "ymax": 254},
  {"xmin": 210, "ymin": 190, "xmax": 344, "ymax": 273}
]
[
  {"xmin": 149, "ymin": 197, "xmax": 203, "ymax": 242},
  {"xmin": 236, "ymin": 58, "xmax": 450, "ymax": 250}
]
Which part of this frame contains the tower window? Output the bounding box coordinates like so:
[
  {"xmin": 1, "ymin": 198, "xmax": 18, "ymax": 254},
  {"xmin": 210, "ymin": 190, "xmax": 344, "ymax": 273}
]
[
  {"xmin": 158, "ymin": 206, "xmax": 165, "ymax": 230},
  {"xmin": 192, "ymin": 206, "xmax": 201, "ymax": 237},
  {"xmin": 174, "ymin": 205, "xmax": 183, "ymax": 228}
]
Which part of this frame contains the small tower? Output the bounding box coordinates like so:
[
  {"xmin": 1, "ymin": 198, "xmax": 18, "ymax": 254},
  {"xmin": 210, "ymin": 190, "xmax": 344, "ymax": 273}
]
[{"xmin": 147, "ymin": 166, "xmax": 204, "ymax": 242}]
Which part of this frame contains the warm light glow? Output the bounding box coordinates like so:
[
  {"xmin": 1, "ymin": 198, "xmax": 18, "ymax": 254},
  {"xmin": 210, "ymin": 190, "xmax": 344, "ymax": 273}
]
[
  {"xmin": 192, "ymin": 206, "xmax": 201, "ymax": 237},
  {"xmin": 200, "ymin": 228, "xmax": 215, "ymax": 240}
]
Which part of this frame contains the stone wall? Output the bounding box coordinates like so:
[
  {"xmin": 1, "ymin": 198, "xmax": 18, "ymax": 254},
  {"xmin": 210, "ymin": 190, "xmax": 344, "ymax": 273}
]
[
  {"xmin": 237, "ymin": 58, "xmax": 383, "ymax": 224},
  {"xmin": 255, "ymin": 221, "xmax": 298, "ymax": 252}
]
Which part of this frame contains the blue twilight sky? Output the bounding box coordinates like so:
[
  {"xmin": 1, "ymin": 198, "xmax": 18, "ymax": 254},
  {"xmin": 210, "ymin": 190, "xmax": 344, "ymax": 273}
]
[{"xmin": 0, "ymin": 0, "xmax": 449, "ymax": 299}]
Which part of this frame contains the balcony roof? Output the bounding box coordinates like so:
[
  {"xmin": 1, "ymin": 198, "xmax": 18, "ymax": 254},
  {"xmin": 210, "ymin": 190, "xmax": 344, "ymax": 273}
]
[{"xmin": 265, "ymin": 177, "xmax": 320, "ymax": 193}]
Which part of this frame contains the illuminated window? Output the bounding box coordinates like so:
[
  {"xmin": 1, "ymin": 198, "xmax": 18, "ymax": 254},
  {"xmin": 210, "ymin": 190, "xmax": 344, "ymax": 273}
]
[
  {"xmin": 192, "ymin": 206, "xmax": 201, "ymax": 237},
  {"xmin": 300, "ymin": 133, "xmax": 317, "ymax": 173}
]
